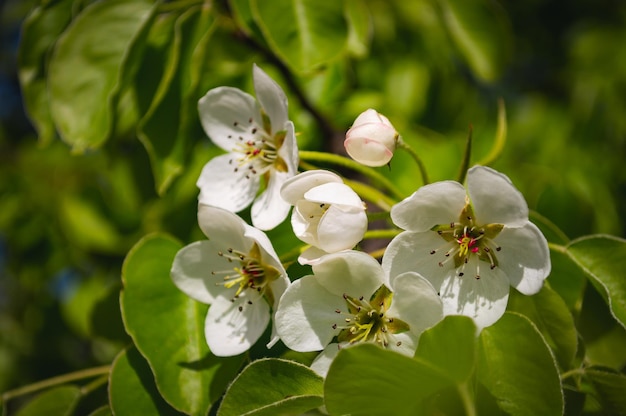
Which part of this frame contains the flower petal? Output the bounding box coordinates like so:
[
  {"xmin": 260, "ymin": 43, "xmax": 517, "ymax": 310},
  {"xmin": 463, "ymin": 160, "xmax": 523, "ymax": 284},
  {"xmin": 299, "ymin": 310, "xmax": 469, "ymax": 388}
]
[
  {"xmin": 382, "ymin": 230, "xmax": 454, "ymax": 288},
  {"xmin": 493, "ymin": 222, "xmax": 551, "ymax": 295},
  {"xmin": 298, "ymin": 246, "xmax": 329, "ymax": 265},
  {"xmin": 467, "ymin": 166, "xmax": 529, "ymax": 227},
  {"xmin": 438, "ymin": 256, "xmax": 510, "ymax": 330},
  {"xmin": 205, "ymin": 292, "xmax": 269, "ymax": 356},
  {"xmin": 316, "ymin": 205, "xmax": 367, "ymax": 252},
  {"xmin": 388, "ymin": 272, "xmax": 444, "ymax": 336},
  {"xmin": 291, "ymin": 200, "xmax": 321, "ymax": 246},
  {"xmin": 197, "ymin": 154, "xmax": 259, "ymax": 213},
  {"xmin": 344, "ymin": 136, "xmax": 394, "ymax": 167},
  {"xmin": 280, "ymin": 170, "xmax": 342, "ymax": 205},
  {"xmin": 197, "ymin": 204, "xmax": 251, "ymax": 249},
  {"xmin": 198, "ymin": 86, "xmax": 261, "ymax": 151},
  {"xmin": 304, "ymin": 182, "xmax": 364, "ymax": 209},
  {"xmin": 171, "ymin": 240, "xmax": 223, "ymax": 304},
  {"xmin": 310, "ymin": 344, "xmax": 340, "ymax": 378},
  {"xmin": 253, "ymin": 64, "xmax": 288, "ymax": 132},
  {"xmin": 278, "ymin": 121, "xmax": 299, "ymax": 173},
  {"xmin": 275, "ymin": 275, "xmax": 344, "ymax": 352},
  {"xmin": 251, "ymin": 169, "xmax": 292, "ymax": 230},
  {"xmin": 391, "ymin": 181, "xmax": 467, "ymax": 232},
  {"xmin": 313, "ymin": 250, "xmax": 387, "ymax": 296}
]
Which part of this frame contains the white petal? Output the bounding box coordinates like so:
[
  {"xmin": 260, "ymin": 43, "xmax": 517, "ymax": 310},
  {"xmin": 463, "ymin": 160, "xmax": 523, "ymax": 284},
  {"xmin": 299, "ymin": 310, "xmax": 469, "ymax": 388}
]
[
  {"xmin": 198, "ymin": 86, "xmax": 261, "ymax": 151},
  {"xmin": 492, "ymin": 222, "xmax": 551, "ymax": 295},
  {"xmin": 291, "ymin": 201, "xmax": 321, "ymax": 246},
  {"xmin": 467, "ymin": 166, "xmax": 529, "ymax": 227},
  {"xmin": 297, "ymin": 246, "xmax": 329, "ymax": 265},
  {"xmin": 438, "ymin": 257, "xmax": 510, "ymax": 330},
  {"xmin": 253, "ymin": 64, "xmax": 288, "ymax": 132},
  {"xmin": 240, "ymin": 220, "xmax": 286, "ymax": 276},
  {"xmin": 382, "ymin": 230, "xmax": 454, "ymax": 289},
  {"xmin": 344, "ymin": 136, "xmax": 394, "ymax": 167},
  {"xmin": 197, "ymin": 204, "xmax": 251, "ymax": 249},
  {"xmin": 310, "ymin": 344, "xmax": 340, "ymax": 378},
  {"xmin": 196, "ymin": 154, "xmax": 259, "ymax": 213},
  {"xmin": 351, "ymin": 109, "xmax": 388, "ymax": 126},
  {"xmin": 304, "ymin": 182, "xmax": 364, "ymax": 209},
  {"xmin": 171, "ymin": 241, "xmax": 222, "ymax": 304},
  {"xmin": 391, "ymin": 181, "xmax": 467, "ymax": 232},
  {"xmin": 205, "ymin": 292, "xmax": 269, "ymax": 356},
  {"xmin": 388, "ymin": 332, "xmax": 419, "ymax": 356},
  {"xmin": 275, "ymin": 275, "xmax": 344, "ymax": 352},
  {"xmin": 251, "ymin": 169, "xmax": 292, "ymax": 230},
  {"xmin": 278, "ymin": 121, "xmax": 299, "ymax": 174},
  {"xmin": 388, "ymin": 272, "xmax": 444, "ymax": 336},
  {"xmin": 280, "ymin": 170, "xmax": 342, "ymax": 205},
  {"xmin": 316, "ymin": 206, "xmax": 367, "ymax": 252},
  {"xmin": 313, "ymin": 250, "xmax": 387, "ymax": 296}
]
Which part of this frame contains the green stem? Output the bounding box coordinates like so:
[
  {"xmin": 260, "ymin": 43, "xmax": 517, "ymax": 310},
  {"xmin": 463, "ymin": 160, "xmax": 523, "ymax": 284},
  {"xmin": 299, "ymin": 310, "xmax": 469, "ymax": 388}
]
[
  {"xmin": 299, "ymin": 150, "xmax": 405, "ymax": 200},
  {"xmin": 396, "ymin": 137, "xmax": 429, "ymax": 185},
  {"xmin": 343, "ymin": 178, "xmax": 395, "ymax": 212},
  {"xmin": 548, "ymin": 242, "xmax": 567, "ymax": 254},
  {"xmin": 1, "ymin": 365, "xmax": 111, "ymax": 402},
  {"xmin": 560, "ymin": 368, "xmax": 585, "ymax": 381},
  {"xmin": 458, "ymin": 382, "xmax": 477, "ymax": 416},
  {"xmin": 456, "ymin": 125, "xmax": 473, "ymax": 184},
  {"xmin": 363, "ymin": 229, "xmax": 401, "ymax": 240},
  {"xmin": 477, "ymin": 98, "xmax": 507, "ymax": 166}
]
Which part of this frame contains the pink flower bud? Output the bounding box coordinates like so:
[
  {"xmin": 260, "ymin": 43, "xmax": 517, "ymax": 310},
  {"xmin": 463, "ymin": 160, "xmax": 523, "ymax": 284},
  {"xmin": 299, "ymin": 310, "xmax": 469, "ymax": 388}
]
[{"xmin": 344, "ymin": 109, "xmax": 398, "ymax": 167}]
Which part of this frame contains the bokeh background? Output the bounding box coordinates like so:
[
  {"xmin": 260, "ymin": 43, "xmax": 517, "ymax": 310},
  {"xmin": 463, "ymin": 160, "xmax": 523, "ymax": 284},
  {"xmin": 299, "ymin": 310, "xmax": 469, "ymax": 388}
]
[{"xmin": 1, "ymin": 0, "xmax": 625, "ymax": 403}]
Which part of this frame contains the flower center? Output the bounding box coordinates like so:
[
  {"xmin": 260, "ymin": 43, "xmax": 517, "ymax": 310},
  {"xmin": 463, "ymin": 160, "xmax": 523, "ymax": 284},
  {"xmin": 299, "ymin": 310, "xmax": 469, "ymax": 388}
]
[
  {"xmin": 212, "ymin": 243, "xmax": 281, "ymax": 308},
  {"xmin": 227, "ymin": 113, "xmax": 288, "ymax": 179},
  {"xmin": 332, "ymin": 285, "xmax": 409, "ymax": 348},
  {"xmin": 430, "ymin": 201, "xmax": 504, "ymax": 279}
]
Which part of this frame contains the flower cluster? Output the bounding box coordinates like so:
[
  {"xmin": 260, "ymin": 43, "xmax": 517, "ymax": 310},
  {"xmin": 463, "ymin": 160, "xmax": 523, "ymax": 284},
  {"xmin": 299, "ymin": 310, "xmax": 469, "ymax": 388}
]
[{"xmin": 170, "ymin": 65, "xmax": 551, "ymax": 375}]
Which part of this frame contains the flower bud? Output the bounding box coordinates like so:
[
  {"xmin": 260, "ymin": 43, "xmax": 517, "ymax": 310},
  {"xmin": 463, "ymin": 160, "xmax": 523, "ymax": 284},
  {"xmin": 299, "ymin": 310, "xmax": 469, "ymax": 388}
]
[{"xmin": 344, "ymin": 109, "xmax": 398, "ymax": 167}]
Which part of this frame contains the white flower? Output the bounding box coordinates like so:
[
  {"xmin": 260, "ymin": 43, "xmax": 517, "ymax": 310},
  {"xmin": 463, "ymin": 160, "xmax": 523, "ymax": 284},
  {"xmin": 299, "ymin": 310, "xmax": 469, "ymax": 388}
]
[
  {"xmin": 344, "ymin": 109, "xmax": 398, "ymax": 167},
  {"xmin": 196, "ymin": 64, "xmax": 299, "ymax": 230},
  {"xmin": 170, "ymin": 204, "xmax": 290, "ymax": 356},
  {"xmin": 275, "ymin": 250, "xmax": 443, "ymax": 377},
  {"xmin": 382, "ymin": 166, "xmax": 551, "ymax": 329},
  {"xmin": 280, "ymin": 170, "xmax": 368, "ymax": 265}
]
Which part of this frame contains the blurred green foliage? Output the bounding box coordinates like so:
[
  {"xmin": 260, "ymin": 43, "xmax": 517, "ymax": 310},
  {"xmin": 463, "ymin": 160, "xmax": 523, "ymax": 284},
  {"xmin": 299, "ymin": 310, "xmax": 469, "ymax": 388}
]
[{"xmin": 1, "ymin": 0, "xmax": 625, "ymax": 414}]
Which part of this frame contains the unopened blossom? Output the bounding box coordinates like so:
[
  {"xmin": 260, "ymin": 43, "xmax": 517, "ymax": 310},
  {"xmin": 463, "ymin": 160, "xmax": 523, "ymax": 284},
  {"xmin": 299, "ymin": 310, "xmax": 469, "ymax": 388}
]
[
  {"xmin": 280, "ymin": 170, "xmax": 368, "ymax": 264},
  {"xmin": 275, "ymin": 250, "xmax": 443, "ymax": 377},
  {"xmin": 344, "ymin": 109, "xmax": 398, "ymax": 167},
  {"xmin": 382, "ymin": 166, "xmax": 551, "ymax": 329},
  {"xmin": 196, "ymin": 64, "xmax": 298, "ymax": 230},
  {"xmin": 170, "ymin": 204, "xmax": 290, "ymax": 356}
]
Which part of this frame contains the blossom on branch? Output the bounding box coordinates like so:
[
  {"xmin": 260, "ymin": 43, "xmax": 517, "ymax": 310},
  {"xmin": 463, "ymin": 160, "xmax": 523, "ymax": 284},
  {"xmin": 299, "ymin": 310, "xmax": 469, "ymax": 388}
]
[
  {"xmin": 382, "ymin": 166, "xmax": 551, "ymax": 329},
  {"xmin": 280, "ymin": 170, "xmax": 368, "ymax": 265},
  {"xmin": 170, "ymin": 204, "xmax": 290, "ymax": 356},
  {"xmin": 275, "ymin": 250, "xmax": 443, "ymax": 376},
  {"xmin": 344, "ymin": 109, "xmax": 398, "ymax": 167},
  {"xmin": 196, "ymin": 64, "xmax": 298, "ymax": 230}
]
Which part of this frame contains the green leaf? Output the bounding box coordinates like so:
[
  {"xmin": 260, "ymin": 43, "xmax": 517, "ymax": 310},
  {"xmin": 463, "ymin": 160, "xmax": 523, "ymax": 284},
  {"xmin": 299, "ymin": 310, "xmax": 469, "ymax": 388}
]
[
  {"xmin": 507, "ymin": 284, "xmax": 578, "ymax": 370},
  {"xmin": 109, "ymin": 346, "xmax": 184, "ymax": 415},
  {"xmin": 137, "ymin": 4, "xmax": 216, "ymax": 194},
  {"xmin": 121, "ymin": 234, "xmax": 244, "ymax": 415},
  {"xmin": 47, "ymin": 0, "xmax": 153, "ymax": 152},
  {"xmin": 546, "ymin": 249, "xmax": 587, "ymax": 312},
  {"xmin": 324, "ymin": 343, "xmax": 453, "ymax": 416},
  {"xmin": 415, "ymin": 315, "xmax": 477, "ymax": 383},
  {"xmin": 477, "ymin": 312, "xmax": 564, "ymax": 415},
  {"xmin": 566, "ymin": 235, "xmax": 626, "ymax": 329},
  {"xmin": 87, "ymin": 406, "xmax": 113, "ymax": 416},
  {"xmin": 437, "ymin": 0, "xmax": 512, "ymax": 82},
  {"xmin": 251, "ymin": 0, "xmax": 349, "ymax": 72},
  {"xmin": 17, "ymin": 0, "xmax": 75, "ymax": 146},
  {"xmin": 15, "ymin": 386, "xmax": 81, "ymax": 416},
  {"xmin": 585, "ymin": 367, "xmax": 626, "ymax": 414},
  {"xmin": 217, "ymin": 358, "xmax": 323, "ymax": 416}
]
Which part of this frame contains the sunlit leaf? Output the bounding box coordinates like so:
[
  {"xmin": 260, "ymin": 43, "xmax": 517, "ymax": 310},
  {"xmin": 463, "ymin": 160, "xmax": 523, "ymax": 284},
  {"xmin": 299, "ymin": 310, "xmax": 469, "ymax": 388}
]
[
  {"xmin": 121, "ymin": 234, "xmax": 244, "ymax": 415},
  {"xmin": 47, "ymin": 0, "xmax": 153, "ymax": 151},
  {"xmin": 15, "ymin": 386, "xmax": 80, "ymax": 416},
  {"xmin": 251, "ymin": 0, "xmax": 348, "ymax": 72},
  {"xmin": 217, "ymin": 358, "xmax": 323, "ymax": 416},
  {"xmin": 109, "ymin": 346, "xmax": 183, "ymax": 415},
  {"xmin": 477, "ymin": 312, "xmax": 563, "ymax": 415},
  {"xmin": 437, "ymin": 0, "xmax": 512, "ymax": 82},
  {"xmin": 507, "ymin": 285, "xmax": 578, "ymax": 370},
  {"xmin": 17, "ymin": 0, "xmax": 74, "ymax": 146},
  {"xmin": 324, "ymin": 343, "xmax": 453, "ymax": 416},
  {"xmin": 566, "ymin": 235, "xmax": 626, "ymax": 329}
]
